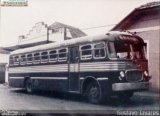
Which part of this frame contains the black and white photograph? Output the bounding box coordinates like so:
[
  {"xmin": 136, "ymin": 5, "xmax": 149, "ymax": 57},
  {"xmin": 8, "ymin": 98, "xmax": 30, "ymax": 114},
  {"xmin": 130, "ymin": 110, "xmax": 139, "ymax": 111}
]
[{"xmin": 0, "ymin": 0, "xmax": 160, "ymax": 115}]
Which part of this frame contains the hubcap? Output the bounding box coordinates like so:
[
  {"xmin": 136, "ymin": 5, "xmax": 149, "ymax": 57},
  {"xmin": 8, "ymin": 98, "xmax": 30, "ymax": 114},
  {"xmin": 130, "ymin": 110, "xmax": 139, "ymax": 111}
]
[{"xmin": 90, "ymin": 86, "xmax": 98, "ymax": 98}]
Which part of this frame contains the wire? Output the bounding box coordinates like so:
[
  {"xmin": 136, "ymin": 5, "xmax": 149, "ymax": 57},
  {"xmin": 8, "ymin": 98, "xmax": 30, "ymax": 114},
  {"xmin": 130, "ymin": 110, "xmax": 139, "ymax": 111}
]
[{"xmin": 81, "ymin": 24, "xmax": 116, "ymax": 30}]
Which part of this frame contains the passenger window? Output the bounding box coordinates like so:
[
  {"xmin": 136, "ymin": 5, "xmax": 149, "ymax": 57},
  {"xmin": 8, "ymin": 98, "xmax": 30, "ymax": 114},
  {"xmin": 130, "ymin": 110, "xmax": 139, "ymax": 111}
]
[
  {"xmin": 27, "ymin": 54, "xmax": 33, "ymax": 64},
  {"xmin": 80, "ymin": 45, "xmax": 92, "ymax": 60},
  {"xmin": 108, "ymin": 42, "xmax": 117, "ymax": 59},
  {"xmin": 20, "ymin": 55, "xmax": 26, "ymax": 65},
  {"xmin": 34, "ymin": 53, "xmax": 40, "ymax": 60},
  {"xmin": 49, "ymin": 50, "xmax": 57, "ymax": 62},
  {"xmin": 14, "ymin": 56, "xmax": 19, "ymax": 65},
  {"xmin": 94, "ymin": 43, "xmax": 106, "ymax": 59},
  {"xmin": 58, "ymin": 48, "xmax": 68, "ymax": 62},
  {"xmin": 41, "ymin": 52, "xmax": 48, "ymax": 63},
  {"xmin": 34, "ymin": 53, "xmax": 40, "ymax": 64}
]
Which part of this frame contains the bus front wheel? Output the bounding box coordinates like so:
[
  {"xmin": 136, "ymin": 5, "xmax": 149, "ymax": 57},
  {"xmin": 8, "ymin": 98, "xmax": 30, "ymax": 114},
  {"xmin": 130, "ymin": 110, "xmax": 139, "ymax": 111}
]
[
  {"xmin": 25, "ymin": 78, "xmax": 33, "ymax": 93},
  {"xmin": 86, "ymin": 82, "xmax": 103, "ymax": 104}
]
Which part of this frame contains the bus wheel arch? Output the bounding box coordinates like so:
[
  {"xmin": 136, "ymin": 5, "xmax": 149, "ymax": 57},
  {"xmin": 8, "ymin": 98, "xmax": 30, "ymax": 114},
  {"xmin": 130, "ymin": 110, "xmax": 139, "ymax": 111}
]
[
  {"xmin": 24, "ymin": 77, "xmax": 33, "ymax": 93},
  {"xmin": 82, "ymin": 76, "xmax": 103, "ymax": 104}
]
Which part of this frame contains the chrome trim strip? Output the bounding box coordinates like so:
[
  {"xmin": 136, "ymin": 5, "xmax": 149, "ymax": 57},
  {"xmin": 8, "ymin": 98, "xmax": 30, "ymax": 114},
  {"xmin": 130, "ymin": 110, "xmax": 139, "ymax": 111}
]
[
  {"xmin": 31, "ymin": 77, "xmax": 68, "ymax": 80},
  {"xmin": 9, "ymin": 77, "xmax": 24, "ymax": 79},
  {"xmin": 97, "ymin": 77, "xmax": 108, "ymax": 80}
]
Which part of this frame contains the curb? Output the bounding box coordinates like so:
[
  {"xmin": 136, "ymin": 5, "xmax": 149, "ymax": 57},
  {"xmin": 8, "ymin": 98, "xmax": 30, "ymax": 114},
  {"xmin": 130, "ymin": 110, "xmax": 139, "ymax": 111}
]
[{"xmin": 135, "ymin": 92, "xmax": 160, "ymax": 98}]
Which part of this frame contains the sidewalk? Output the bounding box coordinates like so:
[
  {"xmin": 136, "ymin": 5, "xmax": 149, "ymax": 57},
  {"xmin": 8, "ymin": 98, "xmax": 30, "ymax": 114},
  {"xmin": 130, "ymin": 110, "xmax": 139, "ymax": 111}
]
[
  {"xmin": 134, "ymin": 91, "xmax": 160, "ymax": 99},
  {"xmin": 3, "ymin": 82, "xmax": 8, "ymax": 86}
]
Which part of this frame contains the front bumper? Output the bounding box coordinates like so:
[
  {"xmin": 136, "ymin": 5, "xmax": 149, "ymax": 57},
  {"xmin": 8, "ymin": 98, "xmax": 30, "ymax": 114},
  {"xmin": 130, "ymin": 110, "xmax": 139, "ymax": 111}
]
[{"xmin": 112, "ymin": 82, "xmax": 150, "ymax": 91}]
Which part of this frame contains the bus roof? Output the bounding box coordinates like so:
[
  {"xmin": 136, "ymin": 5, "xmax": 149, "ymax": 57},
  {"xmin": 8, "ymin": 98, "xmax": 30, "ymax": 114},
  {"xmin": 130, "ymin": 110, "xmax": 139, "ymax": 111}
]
[{"xmin": 10, "ymin": 31, "xmax": 143, "ymax": 55}]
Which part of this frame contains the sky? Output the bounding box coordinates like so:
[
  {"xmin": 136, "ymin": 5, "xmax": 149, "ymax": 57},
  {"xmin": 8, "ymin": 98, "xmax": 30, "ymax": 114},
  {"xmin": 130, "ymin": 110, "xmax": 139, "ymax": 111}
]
[{"xmin": 0, "ymin": 0, "xmax": 158, "ymax": 47}]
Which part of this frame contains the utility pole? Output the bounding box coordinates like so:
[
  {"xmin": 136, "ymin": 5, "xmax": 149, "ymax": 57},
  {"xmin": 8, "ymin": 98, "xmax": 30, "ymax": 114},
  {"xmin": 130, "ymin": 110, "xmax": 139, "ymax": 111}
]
[
  {"xmin": 47, "ymin": 26, "xmax": 49, "ymax": 44},
  {"xmin": 64, "ymin": 27, "xmax": 67, "ymax": 40}
]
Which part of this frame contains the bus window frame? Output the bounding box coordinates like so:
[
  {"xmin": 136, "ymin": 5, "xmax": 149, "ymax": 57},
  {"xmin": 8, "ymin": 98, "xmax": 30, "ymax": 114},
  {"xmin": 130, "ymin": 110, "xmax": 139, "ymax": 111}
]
[
  {"xmin": 107, "ymin": 41, "xmax": 145, "ymax": 60},
  {"xmin": 33, "ymin": 52, "xmax": 41, "ymax": 64},
  {"xmin": 20, "ymin": 54, "xmax": 26, "ymax": 65},
  {"xmin": 93, "ymin": 42, "xmax": 106, "ymax": 60},
  {"xmin": 80, "ymin": 44, "xmax": 93, "ymax": 60},
  {"xmin": 27, "ymin": 53, "xmax": 33, "ymax": 64},
  {"xmin": 58, "ymin": 48, "xmax": 68, "ymax": 62},
  {"xmin": 107, "ymin": 41, "xmax": 120, "ymax": 60},
  {"xmin": 49, "ymin": 50, "xmax": 57, "ymax": 63},
  {"xmin": 41, "ymin": 51, "xmax": 49, "ymax": 63},
  {"xmin": 13, "ymin": 55, "xmax": 20, "ymax": 66}
]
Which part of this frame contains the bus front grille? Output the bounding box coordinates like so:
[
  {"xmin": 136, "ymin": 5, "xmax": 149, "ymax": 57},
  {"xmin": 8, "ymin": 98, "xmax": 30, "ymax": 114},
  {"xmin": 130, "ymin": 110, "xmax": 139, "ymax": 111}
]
[{"xmin": 126, "ymin": 70, "xmax": 143, "ymax": 82}]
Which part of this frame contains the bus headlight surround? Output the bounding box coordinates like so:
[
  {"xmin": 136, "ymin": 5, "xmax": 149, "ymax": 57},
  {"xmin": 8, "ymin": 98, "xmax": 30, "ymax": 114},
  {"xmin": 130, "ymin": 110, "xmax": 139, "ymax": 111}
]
[
  {"xmin": 144, "ymin": 70, "xmax": 148, "ymax": 77},
  {"xmin": 119, "ymin": 71, "xmax": 125, "ymax": 80},
  {"xmin": 143, "ymin": 70, "xmax": 151, "ymax": 81}
]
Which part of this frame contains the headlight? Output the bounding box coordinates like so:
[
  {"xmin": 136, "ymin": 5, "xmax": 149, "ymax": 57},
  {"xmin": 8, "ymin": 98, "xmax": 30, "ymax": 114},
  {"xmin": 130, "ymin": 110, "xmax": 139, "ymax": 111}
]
[
  {"xmin": 144, "ymin": 70, "xmax": 148, "ymax": 76},
  {"xmin": 120, "ymin": 71, "xmax": 125, "ymax": 77},
  {"xmin": 119, "ymin": 71, "xmax": 125, "ymax": 80}
]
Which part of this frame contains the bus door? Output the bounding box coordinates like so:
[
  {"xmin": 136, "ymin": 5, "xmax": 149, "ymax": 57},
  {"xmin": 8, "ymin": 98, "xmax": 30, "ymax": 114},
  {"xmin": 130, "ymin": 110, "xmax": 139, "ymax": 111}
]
[{"xmin": 68, "ymin": 46, "xmax": 80, "ymax": 92}]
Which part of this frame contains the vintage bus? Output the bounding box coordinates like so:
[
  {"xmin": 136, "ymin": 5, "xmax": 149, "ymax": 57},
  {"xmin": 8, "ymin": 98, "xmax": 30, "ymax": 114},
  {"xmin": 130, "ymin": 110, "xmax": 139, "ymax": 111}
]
[{"xmin": 8, "ymin": 31, "xmax": 151, "ymax": 104}]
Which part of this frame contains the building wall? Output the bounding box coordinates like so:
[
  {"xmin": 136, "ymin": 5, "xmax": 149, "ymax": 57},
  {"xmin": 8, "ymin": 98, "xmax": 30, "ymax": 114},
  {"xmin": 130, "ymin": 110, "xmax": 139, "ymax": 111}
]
[
  {"xmin": 0, "ymin": 53, "xmax": 9, "ymax": 83},
  {"xmin": 0, "ymin": 64, "xmax": 5, "ymax": 83},
  {"xmin": 127, "ymin": 14, "xmax": 160, "ymax": 92},
  {"xmin": 18, "ymin": 22, "xmax": 75, "ymax": 46},
  {"xmin": 0, "ymin": 53, "xmax": 9, "ymax": 63}
]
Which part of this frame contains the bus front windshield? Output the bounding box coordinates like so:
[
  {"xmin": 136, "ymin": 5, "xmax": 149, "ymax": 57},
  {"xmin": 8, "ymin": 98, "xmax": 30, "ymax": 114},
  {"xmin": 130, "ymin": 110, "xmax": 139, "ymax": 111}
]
[{"xmin": 108, "ymin": 41, "xmax": 146, "ymax": 60}]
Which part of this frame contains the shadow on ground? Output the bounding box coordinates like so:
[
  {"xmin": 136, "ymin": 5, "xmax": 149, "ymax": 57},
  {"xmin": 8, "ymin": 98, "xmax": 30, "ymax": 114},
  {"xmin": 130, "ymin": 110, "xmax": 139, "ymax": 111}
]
[{"xmin": 10, "ymin": 89, "xmax": 158, "ymax": 107}]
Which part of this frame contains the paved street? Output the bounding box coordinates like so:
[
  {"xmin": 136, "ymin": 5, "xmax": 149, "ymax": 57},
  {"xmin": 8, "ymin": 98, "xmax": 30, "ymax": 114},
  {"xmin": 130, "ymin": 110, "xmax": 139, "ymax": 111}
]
[{"xmin": 0, "ymin": 84, "xmax": 159, "ymax": 111}]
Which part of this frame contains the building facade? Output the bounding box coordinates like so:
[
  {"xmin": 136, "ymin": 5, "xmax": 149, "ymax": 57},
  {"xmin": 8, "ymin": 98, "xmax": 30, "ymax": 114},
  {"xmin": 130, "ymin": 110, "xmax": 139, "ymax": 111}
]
[
  {"xmin": 112, "ymin": 2, "xmax": 160, "ymax": 92},
  {"xmin": 1, "ymin": 22, "xmax": 86, "ymax": 83},
  {"xmin": 0, "ymin": 48, "xmax": 10, "ymax": 83}
]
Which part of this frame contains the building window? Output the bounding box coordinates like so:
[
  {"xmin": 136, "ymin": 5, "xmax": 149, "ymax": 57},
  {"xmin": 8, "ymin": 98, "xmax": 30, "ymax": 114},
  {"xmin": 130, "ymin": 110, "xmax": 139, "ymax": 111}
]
[
  {"xmin": 58, "ymin": 48, "xmax": 68, "ymax": 62},
  {"xmin": 93, "ymin": 43, "xmax": 106, "ymax": 59},
  {"xmin": 80, "ymin": 44, "xmax": 92, "ymax": 60},
  {"xmin": 49, "ymin": 50, "xmax": 57, "ymax": 62}
]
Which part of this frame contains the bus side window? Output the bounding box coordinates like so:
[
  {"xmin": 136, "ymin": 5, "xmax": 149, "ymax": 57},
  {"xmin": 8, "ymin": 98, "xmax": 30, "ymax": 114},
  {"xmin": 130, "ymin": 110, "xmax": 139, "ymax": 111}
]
[
  {"xmin": 14, "ymin": 56, "xmax": 20, "ymax": 66},
  {"xmin": 58, "ymin": 48, "xmax": 68, "ymax": 62},
  {"xmin": 41, "ymin": 51, "xmax": 49, "ymax": 63},
  {"xmin": 33, "ymin": 53, "xmax": 40, "ymax": 64},
  {"xmin": 80, "ymin": 44, "xmax": 92, "ymax": 60},
  {"xmin": 93, "ymin": 43, "xmax": 106, "ymax": 59},
  {"xmin": 27, "ymin": 54, "xmax": 33, "ymax": 64},
  {"xmin": 20, "ymin": 55, "xmax": 26, "ymax": 65},
  {"xmin": 49, "ymin": 50, "xmax": 57, "ymax": 62},
  {"xmin": 9, "ymin": 56, "xmax": 14, "ymax": 66},
  {"xmin": 108, "ymin": 42, "xmax": 117, "ymax": 59}
]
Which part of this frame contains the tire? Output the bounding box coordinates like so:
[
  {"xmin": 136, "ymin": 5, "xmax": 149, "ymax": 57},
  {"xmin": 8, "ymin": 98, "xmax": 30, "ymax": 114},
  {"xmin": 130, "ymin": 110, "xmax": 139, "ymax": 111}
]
[
  {"xmin": 25, "ymin": 78, "xmax": 33, "ymax": 93},
  {"xmin": 86, "ymin": 82, "xmax": 103, "ymax": 104}
]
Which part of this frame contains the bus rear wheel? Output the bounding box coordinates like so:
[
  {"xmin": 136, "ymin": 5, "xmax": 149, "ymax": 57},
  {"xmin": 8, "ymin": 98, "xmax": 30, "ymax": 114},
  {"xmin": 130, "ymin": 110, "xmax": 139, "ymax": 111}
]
[
  {"xmin": 25, "ymin": 78, "xmax": 33, "ymax": 93},
  {"xmin": 86, "ymin": 82, "xmax": 103, "ymax": 104}
]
